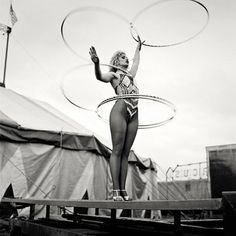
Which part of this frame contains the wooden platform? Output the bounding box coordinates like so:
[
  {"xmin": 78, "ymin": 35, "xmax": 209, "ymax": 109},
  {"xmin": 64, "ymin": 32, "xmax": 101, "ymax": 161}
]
[
  {"xmin": 1, "ymin": 197, "xmax": 222, "ymax": 210},
  {"xmin": 1, "ymin": 191, "xmax": 236, "ymax": 236}
]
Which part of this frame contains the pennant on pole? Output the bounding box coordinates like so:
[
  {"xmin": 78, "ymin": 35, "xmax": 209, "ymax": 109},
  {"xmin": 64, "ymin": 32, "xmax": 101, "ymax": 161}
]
[{"xmin": 9, "ymin": 3, "xmax": 18, "ymax": 27}]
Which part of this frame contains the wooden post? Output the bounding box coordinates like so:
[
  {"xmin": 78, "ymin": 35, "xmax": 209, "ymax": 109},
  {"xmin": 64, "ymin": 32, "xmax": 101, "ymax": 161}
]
[
  {"xmin": 95, "ymin": 208, "xmax": 99, "ymax": 215},
  {"xmin": 173, "ymin": 210, "xmax": 181, "ymax": 236},
  {"xmin": 222, "ymin": 191, "xmax": 236, "ymax": 236},
  {"xmin": 29, "ymin": 205, "xmax": 35, "ymax": 220},
  {"xmin": 73, "ymin": 207, "xmax": 78, "ymax": 223},
  {"xmin": 45, "ymin": 205, "xmax": 50, "ymax": 219},
  {"xmin": 111, "ymin": 209, "xmax": 116, "ymax": 220}
]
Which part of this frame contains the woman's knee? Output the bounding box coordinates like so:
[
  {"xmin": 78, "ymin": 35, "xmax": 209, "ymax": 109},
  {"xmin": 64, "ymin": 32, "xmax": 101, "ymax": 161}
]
[
  {"xmin": 121, "ymin": 149, "xmax": 130, "ymax": 159},
  {"xmin": 112, "ymin": 145, "xmax": 124, "ymax": 157}
]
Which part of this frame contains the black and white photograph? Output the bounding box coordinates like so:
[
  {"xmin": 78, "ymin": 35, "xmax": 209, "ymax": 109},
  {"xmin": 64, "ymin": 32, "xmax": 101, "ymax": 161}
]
[{"xmin": 0, "ymin": 0, "xmax": 236, "ymax": 235}]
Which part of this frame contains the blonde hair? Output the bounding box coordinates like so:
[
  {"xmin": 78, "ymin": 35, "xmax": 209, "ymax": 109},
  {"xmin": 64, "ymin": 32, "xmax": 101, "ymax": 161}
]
[{"xmin": 109, "ymin": 50, "xmax": 127, "ymax": 72}]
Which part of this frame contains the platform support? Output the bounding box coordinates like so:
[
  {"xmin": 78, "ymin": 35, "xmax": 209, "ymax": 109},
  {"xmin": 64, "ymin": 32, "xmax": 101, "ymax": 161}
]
[{"xmin": 222, "ymin": 191, "xmax": 236, "ymax": 236}]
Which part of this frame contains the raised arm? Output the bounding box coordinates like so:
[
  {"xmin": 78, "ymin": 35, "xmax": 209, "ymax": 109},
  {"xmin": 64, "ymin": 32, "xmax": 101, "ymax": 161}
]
[
  {"xmin": 129, "ymin": 38, "xmax": 144, "ymax": 78},
  {"xmin": 89, "ymin": 46, "xmax": 114, "ymax": 83}
]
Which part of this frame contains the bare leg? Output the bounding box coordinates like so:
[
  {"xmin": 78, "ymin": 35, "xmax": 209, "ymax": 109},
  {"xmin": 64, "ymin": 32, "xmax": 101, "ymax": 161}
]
[
  {"xmin": 120, "ymin": 112, "xmax": 139, "ymax": 190},
  {"xmin": 109, "ymin": 100, "xmax": 127, "ymax": 190}
]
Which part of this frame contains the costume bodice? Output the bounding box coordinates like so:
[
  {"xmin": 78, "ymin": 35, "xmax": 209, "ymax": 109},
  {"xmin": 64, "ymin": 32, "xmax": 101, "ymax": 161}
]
[{"xmin": 112, "ymin": 73, "xmax": 139, "ymax": 95}]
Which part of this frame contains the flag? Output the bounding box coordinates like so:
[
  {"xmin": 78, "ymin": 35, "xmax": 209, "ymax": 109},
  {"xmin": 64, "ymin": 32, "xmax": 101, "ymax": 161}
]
[{"xmin": 9, "ymin": 3, "xmax": 18, "ymax": 26}]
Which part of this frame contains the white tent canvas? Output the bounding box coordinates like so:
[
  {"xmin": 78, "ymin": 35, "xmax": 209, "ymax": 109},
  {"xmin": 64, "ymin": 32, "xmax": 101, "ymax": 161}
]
[{"xmin": 0, "ymin": 87, "xmax": 160, "ymax": 218}]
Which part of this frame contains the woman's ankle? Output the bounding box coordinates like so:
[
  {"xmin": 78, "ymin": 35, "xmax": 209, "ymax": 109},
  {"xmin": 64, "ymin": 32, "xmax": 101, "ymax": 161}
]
[
  {"xmin": 120, "ymin": 189, "xmax": 132, "ymax": 201},
  {"xmin": 112, "ymin": 189, "xmax": 123, "ymax": 201},
  {"xmin": 120, "ymin": 189, "xmax": 128, "ymax": 195}
]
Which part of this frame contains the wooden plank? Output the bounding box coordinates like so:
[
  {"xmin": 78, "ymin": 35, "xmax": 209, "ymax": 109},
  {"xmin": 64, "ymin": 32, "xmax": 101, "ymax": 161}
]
[
  {"xmin": 1, "ymin": 198, "xmax": 222, "ymax": 211},
  {"xmin": 17, "ymin": 216, "xmax": 223, "ymax": 236},
  {"xmin": 17, "ymin": 220, "xmax": 109, "ymax": 236}
]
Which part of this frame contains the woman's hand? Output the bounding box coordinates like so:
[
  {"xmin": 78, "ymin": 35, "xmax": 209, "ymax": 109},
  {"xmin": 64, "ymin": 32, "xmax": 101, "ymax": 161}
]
[
  {"xmin": 89, "ymin": 46, "xmax": 99, "ymax": 64},
  {"xmin": 137, "ymin": 36, "xmax": 145, "ymax": 51}
]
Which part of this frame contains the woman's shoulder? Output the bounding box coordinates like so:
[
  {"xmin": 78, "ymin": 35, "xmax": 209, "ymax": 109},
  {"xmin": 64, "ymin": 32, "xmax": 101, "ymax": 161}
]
[{"xmin": 110, "ymin": 72, "xmax": 120, "ymax": 80}]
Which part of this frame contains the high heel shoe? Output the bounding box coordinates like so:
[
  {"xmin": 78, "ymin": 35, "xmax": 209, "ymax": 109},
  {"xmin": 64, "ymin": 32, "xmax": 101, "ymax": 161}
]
[
  {"xmin": 120, "ymin": 189, "xmax": 132, "ymax": 201},
  {"xmin": 112, "ymin": 190, "xmax": 123, "ymax": 201}
]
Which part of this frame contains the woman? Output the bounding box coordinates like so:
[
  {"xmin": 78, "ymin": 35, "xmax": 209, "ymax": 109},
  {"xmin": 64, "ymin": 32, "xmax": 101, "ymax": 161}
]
[{"xmin": 89, "ymin": 39, "xmax": 143, "ymax": 201}]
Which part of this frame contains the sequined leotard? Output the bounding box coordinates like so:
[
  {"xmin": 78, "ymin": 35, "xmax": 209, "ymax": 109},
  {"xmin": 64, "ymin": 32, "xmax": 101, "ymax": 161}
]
[{"xmin": 112, "ymin": 73, "xmax": 139, "ymax": 119}]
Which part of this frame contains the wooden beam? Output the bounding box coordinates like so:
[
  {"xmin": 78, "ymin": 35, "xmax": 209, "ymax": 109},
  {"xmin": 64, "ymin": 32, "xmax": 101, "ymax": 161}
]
[{"xmin": 1, "ymin": 198, "xmax": 222, "ymax": 211}]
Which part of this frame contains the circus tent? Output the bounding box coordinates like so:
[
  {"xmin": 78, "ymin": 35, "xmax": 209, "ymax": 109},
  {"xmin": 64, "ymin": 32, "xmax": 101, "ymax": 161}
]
[{"xmin": 0, "ymin": 87, "xmax": 159, "ymax": 218}]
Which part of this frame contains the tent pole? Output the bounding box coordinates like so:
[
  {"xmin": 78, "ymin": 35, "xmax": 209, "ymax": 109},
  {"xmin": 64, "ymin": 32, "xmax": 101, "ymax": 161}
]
[{"xmin": 2, "ymin": 26, "xmax": 11, "ymax": 88}]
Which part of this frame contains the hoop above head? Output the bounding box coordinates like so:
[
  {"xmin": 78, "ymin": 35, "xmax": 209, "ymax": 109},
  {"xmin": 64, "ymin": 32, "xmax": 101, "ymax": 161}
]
[
  {"xmin": 61, "ymin": 6, "xmax": 132, "ymax": 62},
  {"xmin": 130, "ymin": 0, "xmax": 210, "ymax": 47},
  {"xmin": 96, "ymin": 94, "xmax": 177, "ymax": 129}
]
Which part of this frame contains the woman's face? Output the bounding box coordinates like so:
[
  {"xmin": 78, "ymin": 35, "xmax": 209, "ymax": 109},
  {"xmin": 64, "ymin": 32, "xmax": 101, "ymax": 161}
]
[{"xmin": 118, "ymin": 54, "xmax": 129, "ymax": 68}]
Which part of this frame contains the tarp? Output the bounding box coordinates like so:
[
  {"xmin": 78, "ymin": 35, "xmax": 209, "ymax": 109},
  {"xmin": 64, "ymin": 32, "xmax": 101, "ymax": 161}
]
[{"xmin": 0, "ymin": 87, "xmax": 160, "ymax": 218}]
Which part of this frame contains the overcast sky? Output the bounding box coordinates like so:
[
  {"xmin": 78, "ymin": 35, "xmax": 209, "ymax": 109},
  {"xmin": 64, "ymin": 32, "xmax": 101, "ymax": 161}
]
[{"xmin": 0, "ymin": 0, "xmax": 236, "ymax": 171}]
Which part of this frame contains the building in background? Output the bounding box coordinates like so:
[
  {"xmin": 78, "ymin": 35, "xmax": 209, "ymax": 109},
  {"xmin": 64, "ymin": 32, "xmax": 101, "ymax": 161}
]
[
  {"xmin": 157, "ymin": 162, "xmax": 210, "ymax": 200},
  {"xmin": 206, "ymin": 144, "xmax": 236, "ymax": 198}
]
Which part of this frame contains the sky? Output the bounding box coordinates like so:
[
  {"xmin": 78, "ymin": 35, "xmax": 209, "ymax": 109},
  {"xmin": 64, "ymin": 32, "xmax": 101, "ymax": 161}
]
[{"xmin": 0, "ymin": 0, "xmax": 236, "ymax": 172}]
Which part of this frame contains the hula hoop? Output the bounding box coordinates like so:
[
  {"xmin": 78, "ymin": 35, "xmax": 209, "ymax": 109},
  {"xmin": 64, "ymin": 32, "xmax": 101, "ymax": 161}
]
[
  {"xmin": 130, "ymin": 0, "xmax": 210, "ymax": 47},
  {"xmin": 60, "ymin": 63, "xmax": 133, "ymax": 112},
  {"xmin": 96, "ymin": 94, "xmax": 176, "ymax": 129},
  {"xmin": 60, "ymin": 80, "xmax": 94, "ymax": 112},
  {"xmin": 61, "ymin": 6, "xmax": 131, "ymax": 61}
]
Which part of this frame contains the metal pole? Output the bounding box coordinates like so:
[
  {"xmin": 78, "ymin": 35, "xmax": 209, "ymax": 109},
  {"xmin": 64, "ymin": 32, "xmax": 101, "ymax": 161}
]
[
  {"xmin": 2, "ymin": 26, "xmax": 11, "ymax": 87},
  {"xmin": 166, "ymin": 167, "xmax": 172, "ymax": 200}
]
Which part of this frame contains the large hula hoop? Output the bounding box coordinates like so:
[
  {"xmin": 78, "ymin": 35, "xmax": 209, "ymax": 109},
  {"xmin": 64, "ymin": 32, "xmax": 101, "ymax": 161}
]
[
  {"xmin": 61, "ymin": 6, "xmax": 132, "ymax": 61},
  {"xmin": 60, "ymin": 63, "xmax": 133, "ymax": 112},
  {"xmin": 130, "ymin": 0, "xmax": 210, "ymax": 47},
  {"xmin": 96, "ymin": 94, "xmax": 177, "ymax": 129}
]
